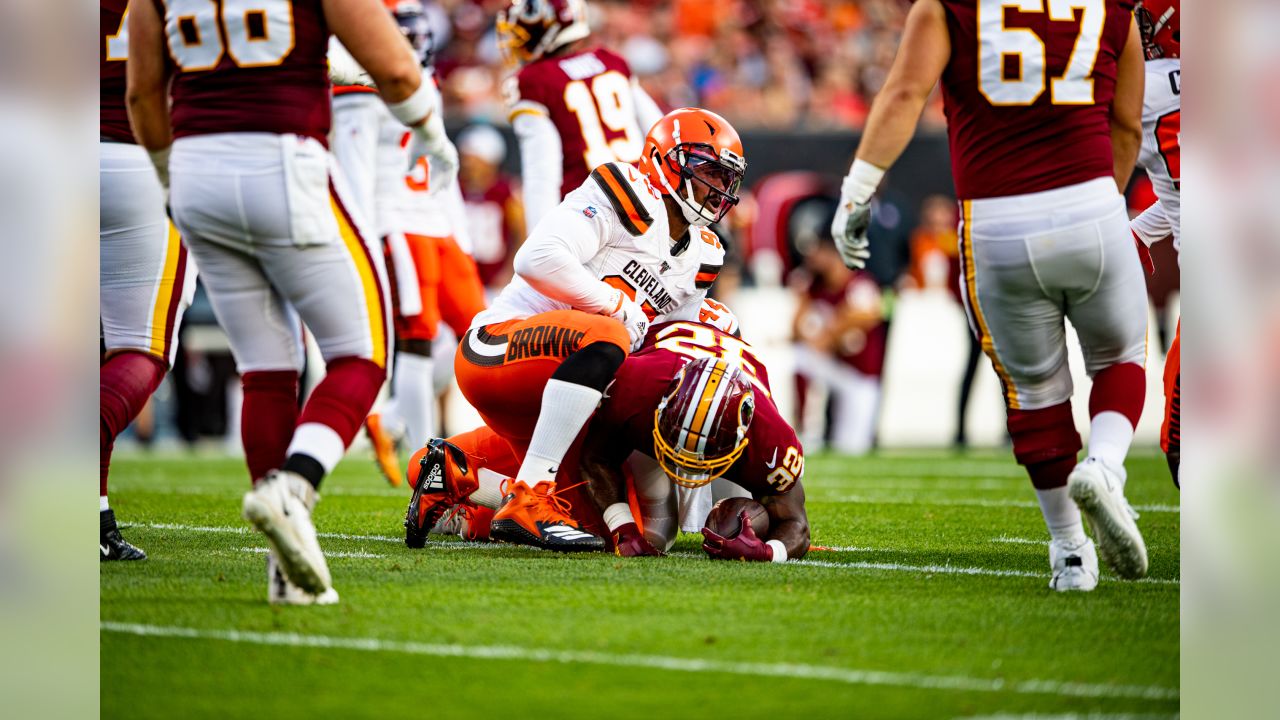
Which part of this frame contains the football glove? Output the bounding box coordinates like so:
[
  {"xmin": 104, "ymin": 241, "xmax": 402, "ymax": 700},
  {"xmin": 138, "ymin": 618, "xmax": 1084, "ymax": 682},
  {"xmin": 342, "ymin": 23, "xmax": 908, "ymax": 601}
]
[
  {"xmin": 701, "ymin": 511, "xmax": 772, "ymax": 562},
  {"xmin": 612, "ymin": 522, "xmax": 664, "ymax": 557},
  {"xmin": 831, "ymin": 197, "xmax": 871, "ymax": 270},
  {"xmin": 605, "ymin": 289, "xmax": 649, "ymax": 351},
  {"xmin": 407, "ymin": 111, "xmax": 459, "ymax": 192}
]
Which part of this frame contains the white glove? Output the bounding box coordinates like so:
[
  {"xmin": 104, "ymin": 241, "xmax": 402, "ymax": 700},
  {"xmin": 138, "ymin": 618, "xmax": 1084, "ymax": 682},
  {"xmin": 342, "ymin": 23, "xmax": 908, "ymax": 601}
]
[
  {"xmin": 605, "ymin": 288, "xmax": 649, "ymax": 351},
  {"xmin": 327, "ymin": 39, "xmax": 373, "ymax": 87},
  {"xmin": 831, "ymin": 197, "xmax": 871, "ymax": 270},
  {"xmin": 407, "ymin": 111, "xmax": 459, "ymax": 192},
  {"xmin": 832, "ymin": 159, "xmax": 885, "ymax": 270}
]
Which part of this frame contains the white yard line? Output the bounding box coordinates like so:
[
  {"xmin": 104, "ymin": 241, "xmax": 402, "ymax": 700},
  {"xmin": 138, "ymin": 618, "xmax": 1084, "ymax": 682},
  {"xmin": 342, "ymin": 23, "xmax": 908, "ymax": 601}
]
[
  {"xmin": 830, "ymin": 496, "xmax": 1180, "ymax": 514},
  {"xmin": 99, "ymin": 622, "xmax": 1178, "ymax": 702},
  {"xmin": 139, "ymin": 522, "xmax": 1178, "ymax": 586},
  {"xmin": 237, "ymin": 547, "xmax": 384, "ymax": 559},
  {"xmin": 991, "ymin": 536, "xmax": 1045, "ymax": 545}
]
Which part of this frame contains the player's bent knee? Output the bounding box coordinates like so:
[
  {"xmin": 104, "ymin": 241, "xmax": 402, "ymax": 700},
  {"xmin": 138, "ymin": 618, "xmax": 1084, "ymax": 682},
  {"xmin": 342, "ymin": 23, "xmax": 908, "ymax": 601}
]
[{"xmin": 550, "ymin": 342, "xmax": 625, "ymax": 392}]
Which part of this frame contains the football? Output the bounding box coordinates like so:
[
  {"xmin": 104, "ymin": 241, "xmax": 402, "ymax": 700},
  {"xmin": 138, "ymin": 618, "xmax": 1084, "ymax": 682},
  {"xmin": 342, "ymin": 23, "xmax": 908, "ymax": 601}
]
[{"xmin": 705, "ymin": 497, "xmax": 769, "ymax": 539}]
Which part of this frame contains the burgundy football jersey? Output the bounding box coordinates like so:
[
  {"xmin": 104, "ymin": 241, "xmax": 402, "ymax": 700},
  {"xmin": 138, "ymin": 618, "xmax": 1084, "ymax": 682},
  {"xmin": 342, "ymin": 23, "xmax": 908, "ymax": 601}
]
[
  {"xmin": 157, "ymin": 0, "xmax": 332, "ymax": 143},
  {"xmin": 463, "ymin": 178, "xmax": 519, "ymax": 287},
  {"xmin": 803, "ymin": 272, "xmax": 889, "ymax": 377},
  {"xmin": 507, "ymin": 47, "xmax": 645, "ymax": 199},
  {"xmin": 940, "ymin": 0, "xmax": 1136, "ymax": 199},
  {"xmin": 592, "ymin": 321, "xmax": 804, "ymax": 498},
  {"xmin": 100, "ymin": 0, "xmax": 132, "ymax": 143}
]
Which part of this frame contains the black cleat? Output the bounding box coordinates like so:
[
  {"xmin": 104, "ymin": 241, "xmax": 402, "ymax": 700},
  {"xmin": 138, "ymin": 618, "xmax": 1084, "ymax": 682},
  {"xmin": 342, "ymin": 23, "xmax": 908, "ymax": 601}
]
[
  {"xmin": 101, "ymin": 509, "xmax": 146, "ymax": 562},
  {"xmin": 404, "ymin": 439, "xmax": 476, "ymax": 548}
]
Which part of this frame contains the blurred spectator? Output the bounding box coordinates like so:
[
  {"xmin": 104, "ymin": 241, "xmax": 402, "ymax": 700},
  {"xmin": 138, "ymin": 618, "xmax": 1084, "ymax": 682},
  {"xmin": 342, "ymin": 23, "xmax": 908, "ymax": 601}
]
[
  {"xmin": 789, "ymin": 198, "xmax": 887, "ymax": 454},
  {"xmin": 457, "ymin": 124, "xmax": 525, "ymax": 291},
  {"xmin": 432, "ymin": 0, "xmax": 924, "ymax": 131}
]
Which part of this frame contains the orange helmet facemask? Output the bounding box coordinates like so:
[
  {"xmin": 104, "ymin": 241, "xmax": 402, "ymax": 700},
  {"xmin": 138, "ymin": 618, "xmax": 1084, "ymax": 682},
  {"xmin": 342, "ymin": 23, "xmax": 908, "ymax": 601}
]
[{"xmin": 639, "ymin": 108, "xmax": 747, "ymax": 227}]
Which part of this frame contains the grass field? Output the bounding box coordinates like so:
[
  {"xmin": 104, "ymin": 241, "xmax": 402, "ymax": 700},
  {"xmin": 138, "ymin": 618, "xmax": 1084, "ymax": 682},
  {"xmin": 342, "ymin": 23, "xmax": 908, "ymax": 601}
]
[{"xmin": 101, "ymin": 449, "xmax": 1179, "ymax": 719}]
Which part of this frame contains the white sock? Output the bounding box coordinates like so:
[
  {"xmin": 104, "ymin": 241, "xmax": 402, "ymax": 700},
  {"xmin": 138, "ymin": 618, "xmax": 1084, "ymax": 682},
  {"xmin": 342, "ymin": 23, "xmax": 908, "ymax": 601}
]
[
  {"xmin": 286, "ymin": 422, "xmax": 347, "ymax": 475},
  {"xmin": 468, "ymin": 468, "xmax": 506, "ymax": 509},
  {"xmin": 100, "ymin": 495, "xmax": 109, "ymax": 512},
  {"xmin": 393, "ymin": 352, "xmax": 435, "ymax": 447},
  {"xmin": 1088, "ymin": 410, "xmax": 1135, "ymax": 470},
  {"xmin": 1035, "ymin": 486, "xmax": 1085, "ymax": 542},
  {"xmin": 516, "ymin": 379, "xmax": 602, "ymax": 483}
]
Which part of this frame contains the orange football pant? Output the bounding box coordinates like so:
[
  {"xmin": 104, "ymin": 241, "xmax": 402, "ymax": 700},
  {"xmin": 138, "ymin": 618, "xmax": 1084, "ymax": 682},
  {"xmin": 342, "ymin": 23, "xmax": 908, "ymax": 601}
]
[
  {"xmin": 387, "ymin": 233, "xmax": 487, "ymax": 342},
  {"xmin": 1161, "ymin": 320, "xmax": 1180, "ymax": 455}
]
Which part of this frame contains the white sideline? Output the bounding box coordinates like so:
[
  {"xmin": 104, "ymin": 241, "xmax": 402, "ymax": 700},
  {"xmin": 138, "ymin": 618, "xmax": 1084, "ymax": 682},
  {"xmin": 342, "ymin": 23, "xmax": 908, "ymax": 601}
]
[
  {"xmin": 99, "ymin": 622, "xmax": 1178, "ymax": 702},
  {"xmin": 138, "ymin": 523, "xmax": 1179, "ymax": 586}
]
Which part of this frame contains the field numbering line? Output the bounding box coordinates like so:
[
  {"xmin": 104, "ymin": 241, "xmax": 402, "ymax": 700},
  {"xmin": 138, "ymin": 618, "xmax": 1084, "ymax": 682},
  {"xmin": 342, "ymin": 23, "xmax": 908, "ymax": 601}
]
[{"xmin": 100, "ymin": 622, "xmax": 1178, "ymax": 702}]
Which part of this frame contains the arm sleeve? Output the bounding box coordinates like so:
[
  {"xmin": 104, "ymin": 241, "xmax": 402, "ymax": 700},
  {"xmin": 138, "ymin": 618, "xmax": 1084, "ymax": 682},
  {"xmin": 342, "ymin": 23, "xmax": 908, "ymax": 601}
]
[
  {"xmin": 512, "ymin": 111, "xmax": 563, "ymax": 232},
  {"xmin": 511, "ymin": 202, "xmax": 618, "ymax": 314},
  {"xmin": 1131, "ymin": 199, "xmax": 1173, "ymax": 247},
  {"xmin": 631, "ymin": 80, "xmax": 665, "ymax": 136}
]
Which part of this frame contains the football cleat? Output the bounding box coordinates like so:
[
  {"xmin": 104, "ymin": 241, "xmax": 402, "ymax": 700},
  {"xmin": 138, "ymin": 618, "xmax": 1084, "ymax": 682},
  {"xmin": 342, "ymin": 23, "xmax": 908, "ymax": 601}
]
[
  {"xmin": 489, "ymin": 480, "xmax": 604, "ymax": 552},
  {"xmin": 365, "ymin": 413, "xmax": 403, "ymax": 487},
  {"xmin": 404, "ymin": 439, "xmax": 478, "ymax": 548},
  {"xmin": 100, "ymin": 509, "xmax": 146, "ymax": 562},
  {"xmin": 1048, "ymin": 536, "xmax": 1099, "ymax": 592},
  {"xmin": 432, "ymin": 502, "xmax": 496, "ymax": 542},
  {"xmin": 268, "ymin": 551, "xmax": 339, "ymax": 605},
  {"xmin": 1068, "ymin": 457, "xmax": 1148, "ymax": 580},
  {"xmin": 242, "ymin": 470, "xmax": 333, "ymax": 595}
]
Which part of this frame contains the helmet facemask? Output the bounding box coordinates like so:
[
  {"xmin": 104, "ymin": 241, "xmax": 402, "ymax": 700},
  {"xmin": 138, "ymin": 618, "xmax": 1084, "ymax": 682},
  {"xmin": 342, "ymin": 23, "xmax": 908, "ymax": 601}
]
[
  {"xmin": 652, "ymin": 358, "xmax": 754, "ymax": 488},
  {"xmin": 659, "ymin": 143, "xmax": 745, "ymax": 227}
]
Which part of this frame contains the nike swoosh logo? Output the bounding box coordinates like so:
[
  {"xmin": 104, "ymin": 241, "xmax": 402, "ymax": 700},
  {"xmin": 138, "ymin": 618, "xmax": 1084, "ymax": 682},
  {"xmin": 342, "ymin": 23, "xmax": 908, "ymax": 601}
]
[
  {"xmin": 100, "ymin": 544, "xmax": 110, "ymax": 557},
  {"xmin": 765, "ymin": 448, "xmax": 778, "ymax": 469}
]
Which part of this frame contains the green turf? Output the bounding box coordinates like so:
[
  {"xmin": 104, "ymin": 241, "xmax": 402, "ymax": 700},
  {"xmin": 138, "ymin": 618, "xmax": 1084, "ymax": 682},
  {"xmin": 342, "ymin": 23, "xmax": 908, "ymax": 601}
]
[{"xmin": 101, "ymin": 449, "xmax": 1179, "ymax": 719}]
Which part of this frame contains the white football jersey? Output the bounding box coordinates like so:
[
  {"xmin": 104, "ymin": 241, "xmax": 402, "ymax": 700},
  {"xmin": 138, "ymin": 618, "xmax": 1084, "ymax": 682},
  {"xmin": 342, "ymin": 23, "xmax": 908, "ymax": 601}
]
[
  {"xmin": 473, "ymin": 161, "xmax": 725, "ymax": 328},
  {"xmin": 1137, "ymin": 58, "xmax": 1181, "ymax": 249}
]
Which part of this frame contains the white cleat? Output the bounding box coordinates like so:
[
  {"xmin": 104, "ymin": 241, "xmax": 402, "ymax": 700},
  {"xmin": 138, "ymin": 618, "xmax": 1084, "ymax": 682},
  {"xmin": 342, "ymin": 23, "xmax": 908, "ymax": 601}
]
[
  {"xmin": 243, "ymin": 470, "xmax": 333, "ymax": 595},
  {"xmin": 267, "ymin": 551, "xmax": 338, "ymax": 605},
  {"xmin": 1068, "ymin": 457, "xmax": 1148, "ymax": 580},
  {"xmin": 1049, "ymin": 536, "xmax": 1099, "ymax": 592}
]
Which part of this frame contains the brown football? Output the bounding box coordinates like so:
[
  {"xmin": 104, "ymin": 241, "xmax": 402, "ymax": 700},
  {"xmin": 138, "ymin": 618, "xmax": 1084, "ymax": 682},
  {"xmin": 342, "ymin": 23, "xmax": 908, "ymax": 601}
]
[{"xmin": 705, "ymin": 497, "xmax": 769, "ymax": 538}]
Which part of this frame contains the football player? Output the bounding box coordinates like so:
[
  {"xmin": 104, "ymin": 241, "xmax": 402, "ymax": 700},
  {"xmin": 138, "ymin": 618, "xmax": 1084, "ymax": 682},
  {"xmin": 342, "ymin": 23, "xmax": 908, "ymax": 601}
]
[
  {"xmin": 405, "ymin": 311, "xmax": 810, "ymax": 563},
  {"xmin": 497, "ymin": 0, "xmax": 666, "ymax": 230},
  {"xmin": 99, "ymin": 0, "xmax": 197, "ymax": 561},
  {"xmin": 831, "ymin": 0, "xmax": 1149, "ymax": 591},
  {"xmin": 126, "ymin": 0, "xmax": 454, "ymax": 604},
  {"xmin": 329, "ymin": 0, "xmax": 486, "ymax": 485},
  {"xmin": 1130, "ymin": 0, "xmax": 1180, "ymax": 486},
  {"xmin": 449, "ymin": 107, "xmax": 745, "ymax": 551}
]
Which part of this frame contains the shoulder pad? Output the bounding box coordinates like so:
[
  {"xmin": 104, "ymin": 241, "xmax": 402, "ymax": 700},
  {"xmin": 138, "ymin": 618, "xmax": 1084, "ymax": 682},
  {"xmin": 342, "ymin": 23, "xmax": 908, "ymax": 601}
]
[{"xmin": 589, "ymin": 162, "xmax": 658, "ymax": 237}]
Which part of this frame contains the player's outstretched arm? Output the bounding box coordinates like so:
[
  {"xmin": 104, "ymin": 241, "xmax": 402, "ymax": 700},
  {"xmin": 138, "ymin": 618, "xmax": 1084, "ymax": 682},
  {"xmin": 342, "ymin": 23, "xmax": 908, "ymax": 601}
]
[
  {"xmin": 833, "ymin": 0, "xmax": 949, "ymax": 268},
  {"xmin": 124, "ymin": 0, "xmax": 173, "ymax": 187},
  {"xmin": 1111, "ymin": 16, "xmax": 1145, "ymax": 192},
  {"xmin": 762, "ymin": 481, "xmax": 811, "ymax": 561}
]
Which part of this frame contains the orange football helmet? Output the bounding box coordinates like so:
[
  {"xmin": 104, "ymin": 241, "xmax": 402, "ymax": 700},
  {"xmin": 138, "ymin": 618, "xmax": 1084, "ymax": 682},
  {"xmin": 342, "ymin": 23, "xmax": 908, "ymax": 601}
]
[
  {"xmin": 496, "ymin": 0, "xmax": 590, "ymax": 67},
  {"xmin": 639, "ymin": 108, "xmax": 747, "ymax": 227}
]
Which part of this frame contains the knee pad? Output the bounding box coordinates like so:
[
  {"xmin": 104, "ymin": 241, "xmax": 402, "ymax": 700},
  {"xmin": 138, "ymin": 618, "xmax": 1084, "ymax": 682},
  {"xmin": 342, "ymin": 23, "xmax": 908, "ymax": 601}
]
[
  {"xmin": 1006, "ymin": 401, "xmax": 1082, "ymax": 467},
  {"xmin": 550, "ymin": 341, "xmax": 625, "ymax": 392}
]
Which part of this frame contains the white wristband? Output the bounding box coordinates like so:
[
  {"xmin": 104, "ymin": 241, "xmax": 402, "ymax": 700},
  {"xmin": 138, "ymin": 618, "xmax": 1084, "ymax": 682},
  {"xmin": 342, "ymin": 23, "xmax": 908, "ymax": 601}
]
[
  {"xmin": 386, "ymin": 72, "xmax": 440, "ymax": 127},
  {"xmin": 765, "ymin": 539, "xmax": 788, "ymax": 563},
  {"xmin": 842, "ymin": 159, "xmax": 886, "ymax": 205},
  {"xmin": 603, "ymin": 502, "xmax": 636, "ymax": 532}
]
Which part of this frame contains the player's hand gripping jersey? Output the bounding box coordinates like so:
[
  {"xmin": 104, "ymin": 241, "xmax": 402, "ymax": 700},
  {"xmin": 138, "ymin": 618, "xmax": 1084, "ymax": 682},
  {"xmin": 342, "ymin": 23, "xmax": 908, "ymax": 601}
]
[{"xmin": 497, "ymin": 0, "xmax": 665, "ymax": 228}]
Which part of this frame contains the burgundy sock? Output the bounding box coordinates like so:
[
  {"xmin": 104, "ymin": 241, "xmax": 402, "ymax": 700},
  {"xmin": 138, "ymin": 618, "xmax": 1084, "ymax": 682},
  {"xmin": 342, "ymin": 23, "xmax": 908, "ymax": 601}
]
[
  {"xmin": 101, "ymin": 352, "xmax": 167, "ymax": 496},
  {"xmin": 297, "ymin": 357, "xmax": 386, "ymax": 447},
  {"xmin": 1088, "ymin": 362, "xmax": 1146, "ymax": 427},
  {"xmin": 1006, "ymin": 401, "xmax": 1082, "ymax": 490},
  {"xmin": 241, "ymin": 370, "xmax": 300, "ymax": 483}
]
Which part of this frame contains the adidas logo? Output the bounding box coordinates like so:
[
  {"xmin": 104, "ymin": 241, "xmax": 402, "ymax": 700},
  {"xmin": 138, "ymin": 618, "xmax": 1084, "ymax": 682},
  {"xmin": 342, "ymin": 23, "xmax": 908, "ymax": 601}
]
[
  {"xmin": 423, "ymin": 465, "xmax": 444, "ymax": 492},
  {"xmin": 541, "ymin": 525, "xmax": 595, "ymax": 541}
]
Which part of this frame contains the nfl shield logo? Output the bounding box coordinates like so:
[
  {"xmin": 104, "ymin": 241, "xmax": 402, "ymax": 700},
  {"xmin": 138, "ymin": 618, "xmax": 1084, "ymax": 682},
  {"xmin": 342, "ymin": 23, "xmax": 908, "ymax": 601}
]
[
  {"xmin": 583, "ymin": 205, "xmax": 598, "ymax": 218},
  {"xmin": 660, "ymin": 261, "xmax": 670, "ymax": 273}
]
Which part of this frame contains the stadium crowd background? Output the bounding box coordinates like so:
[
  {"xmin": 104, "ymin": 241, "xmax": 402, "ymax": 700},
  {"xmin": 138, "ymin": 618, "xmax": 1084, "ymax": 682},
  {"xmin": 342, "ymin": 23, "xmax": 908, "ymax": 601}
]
[{"xmin": 432, "ymin": 0, "xmax": 945, "ymax": 130}]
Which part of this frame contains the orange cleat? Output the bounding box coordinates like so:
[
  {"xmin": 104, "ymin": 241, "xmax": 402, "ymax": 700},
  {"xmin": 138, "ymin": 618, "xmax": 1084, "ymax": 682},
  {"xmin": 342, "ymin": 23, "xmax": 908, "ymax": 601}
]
[
  {"xmin": 489, "ymin": 480, "xmax": 604, "ymax": 552},
  {"xmin": 404, "ymin": 439, "xmax": 478, "ymax": 548},
  {"xmin": 365, "ymin": 413, "xmax": 402, "ymax": 487},
  {"xmin": 459, "ymin": 503, "xmax": 494, "ymax": 542}
]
